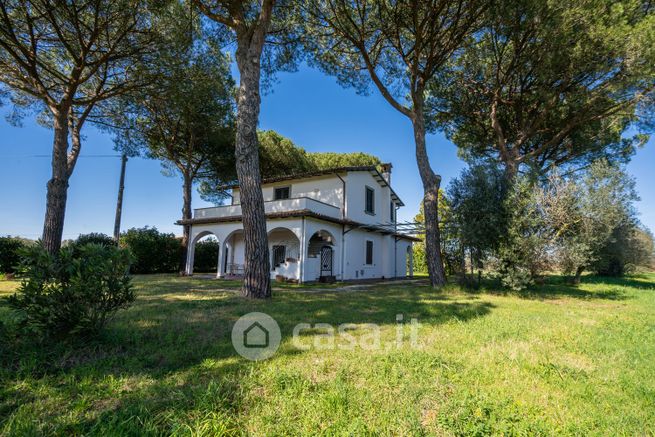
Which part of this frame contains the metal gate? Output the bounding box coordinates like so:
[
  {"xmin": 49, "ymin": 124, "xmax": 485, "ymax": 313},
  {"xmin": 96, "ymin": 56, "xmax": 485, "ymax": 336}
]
[{"xmin": 320, "ymin": 246, "xmax": 333, "ymax": 277}]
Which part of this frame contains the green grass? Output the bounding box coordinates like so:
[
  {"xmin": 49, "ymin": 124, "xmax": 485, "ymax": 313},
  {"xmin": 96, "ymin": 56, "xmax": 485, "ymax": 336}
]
[{"xmin": 1, "ymin": 273, "xmax": 654, "ymax": 435}]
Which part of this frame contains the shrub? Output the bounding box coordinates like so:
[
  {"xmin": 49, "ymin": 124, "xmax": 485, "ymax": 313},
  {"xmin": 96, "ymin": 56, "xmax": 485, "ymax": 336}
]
[
  {"xmin": 7, "ymin": 243, "xmax": 134, "ymax": 338},
  {"xmin": 120, "ymin": 227, "xmax": 182, "ymax": 274},
  {"xmin": 0, "ymin": 236, "xmax": 26, "ymax": 273},
  {"xmin": 194, "ymin": 239, "xmax": 219, "ymax": 272},
  {"xmin": 69, "ymin": 233, "xmax": 115, "ymax": 249}
]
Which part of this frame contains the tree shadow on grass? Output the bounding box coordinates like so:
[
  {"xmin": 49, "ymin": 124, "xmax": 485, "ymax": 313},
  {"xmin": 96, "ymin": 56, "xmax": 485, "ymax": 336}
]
[
  {"xmin": 9, "ymin": 270, "xmax": 651, "ymax": 434},
  {"xmin": 103, "ymin": 283, "xmax": 495, "ymax": 375},
  {"xmin": 0, "ymin": 280, "xmax": 495, "ymax": 434},
  {"xmin": 471, "ymin": 274, "xmax": 654, "ymax": 301},
  {"xmin": 581, "ymin": 274, "xmax": 655, "ymax": 291}
]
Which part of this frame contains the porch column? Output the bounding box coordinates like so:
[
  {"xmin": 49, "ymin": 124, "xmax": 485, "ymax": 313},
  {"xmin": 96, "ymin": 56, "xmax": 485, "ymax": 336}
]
[
  {"xmin": 408, "ymin": 246, "xmax": 414, "ymax": 278},
  {"xmin": 185, "ymin": 239, "xmax": 195, "ymax": 276},
  {"xmin": 299, "ymin": 218, "xmax": 306, "ymax": 283},
  {"xmin": 341, "ymin": 228, "xmax": 346, "ymax": 281},
  {"xmin": 216, "ymin": 241, "xmax": 225, "ymax": 278}
]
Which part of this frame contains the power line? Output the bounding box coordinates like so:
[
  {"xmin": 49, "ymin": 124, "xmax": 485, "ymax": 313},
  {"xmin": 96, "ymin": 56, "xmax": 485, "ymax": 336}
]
[{"xmin": 0, "ymin": 154, "xmax": 121, "ymax": 158}]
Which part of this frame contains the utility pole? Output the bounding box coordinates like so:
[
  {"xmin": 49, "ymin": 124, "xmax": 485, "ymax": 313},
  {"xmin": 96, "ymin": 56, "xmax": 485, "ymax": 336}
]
[{"xmin": 113, "ymin": 153, "xmax": 128, "ymax": 242}]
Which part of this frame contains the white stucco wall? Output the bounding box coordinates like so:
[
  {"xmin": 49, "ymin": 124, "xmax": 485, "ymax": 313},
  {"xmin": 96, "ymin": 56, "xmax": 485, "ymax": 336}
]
[
  {"xmin": 228, "ymin": 170, "xmax": 403, "ymax": 228},
  {"xmin": 341, "ymin": 230, "xmax": 387, "ymax": 280},
  {"xmin": 232, "ymin": 174, "xmax": 344, "ymax": 209},
  {"xmin": 340, "ymin": 230, "xmax": 414, "ymax": 280},
  {"xmin": 343, "ymin": 171, "xmax": 395, "ymax": 225}
]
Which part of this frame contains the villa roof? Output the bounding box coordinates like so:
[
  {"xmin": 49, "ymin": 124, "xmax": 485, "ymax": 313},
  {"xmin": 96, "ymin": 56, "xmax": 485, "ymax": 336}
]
[{"xmin": 228, "ymin": 165, "xmax": 405, "ymax": 206}]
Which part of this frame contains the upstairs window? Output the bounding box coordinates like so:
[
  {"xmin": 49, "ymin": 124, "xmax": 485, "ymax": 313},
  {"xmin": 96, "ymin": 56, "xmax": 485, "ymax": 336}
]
[
  {"xmin": 365, "ymin": 186, "xmax": 375, "ymax": 214},
  {"xmin": 365, "ymin": 240, "xmax": 373, "ymax": 265},
  {"xmin": 390, "ymin": 201, "xmax": 395, "ymax": 222},
  {"xmin": 274, "ymin": 186, "xmax": 290, "ymax": 200}
]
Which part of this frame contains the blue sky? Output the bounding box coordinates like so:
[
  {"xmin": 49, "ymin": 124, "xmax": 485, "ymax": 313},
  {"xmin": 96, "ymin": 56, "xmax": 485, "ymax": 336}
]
[{"xmin": 1, "ymin": 64, "xmax": 653, "ymax": 240}]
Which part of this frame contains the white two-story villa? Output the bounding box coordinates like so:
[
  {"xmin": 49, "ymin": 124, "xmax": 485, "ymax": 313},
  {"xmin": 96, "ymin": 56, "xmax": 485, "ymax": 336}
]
[{"xmin": 179, "ymin": 164, "xmax": 418, "ymax": 283}]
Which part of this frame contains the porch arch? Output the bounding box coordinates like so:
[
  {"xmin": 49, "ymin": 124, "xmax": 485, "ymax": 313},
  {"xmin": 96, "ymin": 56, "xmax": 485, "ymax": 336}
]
[
  {"xmin": 186, "ymin": 230, "xmax": 219, "ymax": 276},
  {"xmin": 221, "ymin": 229, "xmax": 245, "ymax": 277},
  {"xmin": 268, "ymin": 227, "xmax": 301, "ymax": 281},
  {"xmin": 306, "ymin": 229, "xmax": 338, "ymax": 281},
  {"xmin": 308, "ymin": 229, "xmax": 336, "ymax": 255}
]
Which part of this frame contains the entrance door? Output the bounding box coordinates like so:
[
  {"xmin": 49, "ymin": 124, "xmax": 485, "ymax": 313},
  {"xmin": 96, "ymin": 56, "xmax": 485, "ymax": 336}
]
[{"xmin": 320, "ymin": 246, "xmax": 333, "ymax": 277}]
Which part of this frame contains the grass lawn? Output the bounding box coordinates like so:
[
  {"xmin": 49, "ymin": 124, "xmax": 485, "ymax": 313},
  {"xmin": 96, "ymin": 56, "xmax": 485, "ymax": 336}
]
[{"xmin": 1, "ymin": 273, "xmax": 654, "ymax": 435}]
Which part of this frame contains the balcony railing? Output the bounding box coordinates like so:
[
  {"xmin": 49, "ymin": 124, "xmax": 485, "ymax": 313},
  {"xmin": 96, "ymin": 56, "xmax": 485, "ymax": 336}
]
[{"xmin": 194, "ymin": 197, "xmax": 342, "ymax": 220}]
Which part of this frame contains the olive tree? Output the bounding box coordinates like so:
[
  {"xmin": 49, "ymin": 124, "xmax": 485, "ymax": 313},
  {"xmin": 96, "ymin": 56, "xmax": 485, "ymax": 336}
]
[{"xmin": 541, "ymin": 161, "xmax": 639, "ymax": 283}]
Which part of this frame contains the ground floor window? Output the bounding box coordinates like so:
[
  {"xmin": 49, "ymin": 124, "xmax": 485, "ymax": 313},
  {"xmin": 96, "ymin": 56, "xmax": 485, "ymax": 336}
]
[
  {"xmin": 365, "ymin": 240, "xmax": 373, "ymax": 265},
  {"xmin": 272, "ymin": 245, "xmax": 286, "ymax": 269}
]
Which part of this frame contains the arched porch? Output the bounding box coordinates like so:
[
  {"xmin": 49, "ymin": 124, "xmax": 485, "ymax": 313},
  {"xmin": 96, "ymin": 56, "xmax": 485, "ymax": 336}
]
[
  {"xmin": 220, "ymin": 229, "xmax": 245, "ymax": 278},
  {"xmin": 185, "ymin": 218, "xmax": 348, "ymax": 283},
  {"xmin": 304, "ymin": 229, "xmax": 338, "ymax": 282},
  {"xmin": 268, "ymin": 227, "xmax": 301, "ymax": 282},
  {"xmin": 185, "ymin": 230, "xmax": 220, "ymax": 276}
]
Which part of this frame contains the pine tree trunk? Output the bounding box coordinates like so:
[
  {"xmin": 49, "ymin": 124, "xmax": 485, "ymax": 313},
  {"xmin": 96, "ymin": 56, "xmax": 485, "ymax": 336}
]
[
  {"xmin": 180, "ymin": 172, "xmax": 193, "ymax": 274},
  {"xmin": 42, "ymin": 111, "xmax": 71, "ymax": 254},
  {"xmin": 234, "ymin": 31, "xmax": 271, "ymax": 299},
  {"xmin": 411, "ymin": 97, "xmax": 446, "ymax": 288}
]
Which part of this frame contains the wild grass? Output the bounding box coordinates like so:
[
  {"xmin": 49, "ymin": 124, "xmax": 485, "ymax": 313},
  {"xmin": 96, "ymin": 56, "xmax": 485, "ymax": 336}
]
[{"xmin": 1, "ymin": 273, "xmax": 654, "ymax": 435}]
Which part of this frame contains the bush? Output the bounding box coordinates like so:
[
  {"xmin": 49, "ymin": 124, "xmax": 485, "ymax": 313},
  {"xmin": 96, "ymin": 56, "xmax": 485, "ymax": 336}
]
[
  {"xmin": 7, "ymin": 243, "xmax": 134, "ymax": 338},
  {"xmin": 0, "ymin": 236, "xmax": 27, "ymax": 274},
  {"xmin": 193, "ymin": 239, "xmax": 219, "ymax": 272},
  {"xmin": 69, "ymin": 232, "xmax": 115, "ymax": 249},
  {"xmin": 120, "ymin": 227, "xmax": 182, "ymax": 274},
  {"xmin": 66, "ymin": 233, "xmax": 116, "ymax": 259}
]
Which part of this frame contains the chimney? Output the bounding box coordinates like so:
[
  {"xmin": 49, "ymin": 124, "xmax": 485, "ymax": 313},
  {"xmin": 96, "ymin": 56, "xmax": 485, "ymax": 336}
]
[{"xmin": 380, "ymin": 163, "xmax": 392, "ymax": 184}]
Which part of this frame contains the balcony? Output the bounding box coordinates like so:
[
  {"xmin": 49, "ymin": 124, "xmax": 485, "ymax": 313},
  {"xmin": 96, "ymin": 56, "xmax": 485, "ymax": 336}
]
[{"xmin": 193, "ymin": 197, "xmax": 342, "ymax": 220}]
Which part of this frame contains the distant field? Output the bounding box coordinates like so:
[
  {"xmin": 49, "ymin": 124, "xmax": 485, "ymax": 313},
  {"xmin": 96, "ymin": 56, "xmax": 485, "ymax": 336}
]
[{"xmin": 1, "ymin": 273, "xmax": 654, "ymax": 435}]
